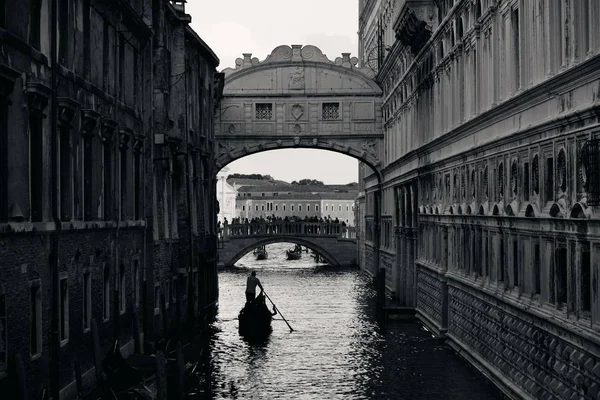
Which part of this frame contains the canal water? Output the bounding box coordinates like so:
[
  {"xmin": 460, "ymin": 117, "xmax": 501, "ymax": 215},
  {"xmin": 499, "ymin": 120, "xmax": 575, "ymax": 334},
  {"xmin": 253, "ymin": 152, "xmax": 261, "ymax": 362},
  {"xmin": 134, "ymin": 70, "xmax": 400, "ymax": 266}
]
[{"xmin": 193, "ymin": 243, "xmax": 505, "ymax": 399}]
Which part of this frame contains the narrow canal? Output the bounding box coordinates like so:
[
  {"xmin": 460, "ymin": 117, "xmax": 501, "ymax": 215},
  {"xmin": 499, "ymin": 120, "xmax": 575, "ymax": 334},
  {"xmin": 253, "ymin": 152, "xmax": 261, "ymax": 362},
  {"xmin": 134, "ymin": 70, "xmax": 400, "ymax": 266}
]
[{"xmin": 194, "ymin": 243, "xmax": 505, "ymax": 399}]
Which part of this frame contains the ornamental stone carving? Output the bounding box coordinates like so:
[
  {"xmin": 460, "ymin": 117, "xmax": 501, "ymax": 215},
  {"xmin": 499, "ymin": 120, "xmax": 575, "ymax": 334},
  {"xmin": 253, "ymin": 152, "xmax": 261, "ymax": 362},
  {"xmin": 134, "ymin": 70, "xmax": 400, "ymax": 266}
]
[
  {"xmin": 291, "ymin": 103, "xmax": 304, "ymax": 120},
  {"xmin": 289, "ymin": 67, "xmax": 305, "ymax": 90},
  {"xmin": 532, "ymin": 155, "xmax": 540, "ymax": 195},
  {"xmin": 557, "ymin": 149, "xmax": 567, "ymax": 192}
]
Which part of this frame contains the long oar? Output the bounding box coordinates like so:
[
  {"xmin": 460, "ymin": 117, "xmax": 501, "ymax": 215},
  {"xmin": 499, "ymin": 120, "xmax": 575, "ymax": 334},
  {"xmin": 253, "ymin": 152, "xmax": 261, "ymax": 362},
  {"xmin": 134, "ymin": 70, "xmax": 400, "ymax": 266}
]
[{"xmin": 262, "ymin": 291, "xmax": 294, "ymax": 332}]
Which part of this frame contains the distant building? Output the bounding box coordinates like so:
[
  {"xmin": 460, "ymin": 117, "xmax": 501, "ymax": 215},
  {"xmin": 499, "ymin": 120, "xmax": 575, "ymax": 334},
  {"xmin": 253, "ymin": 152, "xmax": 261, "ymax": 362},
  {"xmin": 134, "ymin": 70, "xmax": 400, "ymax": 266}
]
[
  {"xmin": 234, "ymin": 183, "xmax": 358, "ymax": 225},
  {"xmin": 217, "ymin": 167, "xmax": 238, "ymax": 223}
]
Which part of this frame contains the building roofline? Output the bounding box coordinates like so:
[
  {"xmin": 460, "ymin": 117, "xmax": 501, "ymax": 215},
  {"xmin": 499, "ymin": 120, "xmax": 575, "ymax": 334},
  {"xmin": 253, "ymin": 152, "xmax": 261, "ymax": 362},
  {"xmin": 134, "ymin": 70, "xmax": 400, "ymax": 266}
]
[{"xmin": 185, "ymin": 25, "xmax": 220, "ymax": 67}]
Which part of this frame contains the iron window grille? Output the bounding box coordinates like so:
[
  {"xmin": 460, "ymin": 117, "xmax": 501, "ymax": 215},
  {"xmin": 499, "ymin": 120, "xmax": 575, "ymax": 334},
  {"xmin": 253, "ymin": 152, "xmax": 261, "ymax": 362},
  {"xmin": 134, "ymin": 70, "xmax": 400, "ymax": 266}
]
[
  {"xmin": 322, "ymin": 103, "xmax": 340, "ymax": 120},
  {"xmin": 255, "ymin": 103, "xmax": 272, "ymax": 120}
]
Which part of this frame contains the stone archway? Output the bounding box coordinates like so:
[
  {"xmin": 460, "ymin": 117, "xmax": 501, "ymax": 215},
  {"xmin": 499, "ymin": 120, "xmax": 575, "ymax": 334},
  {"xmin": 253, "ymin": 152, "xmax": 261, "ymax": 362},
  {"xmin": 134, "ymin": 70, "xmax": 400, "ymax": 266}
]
[
  {"xmin": 214, "ymin": 45, "xmax": 384, "ymax": 175},
  {"xmin": 219, "ymin": 235, "xmax": 358, "ymax": 267}
]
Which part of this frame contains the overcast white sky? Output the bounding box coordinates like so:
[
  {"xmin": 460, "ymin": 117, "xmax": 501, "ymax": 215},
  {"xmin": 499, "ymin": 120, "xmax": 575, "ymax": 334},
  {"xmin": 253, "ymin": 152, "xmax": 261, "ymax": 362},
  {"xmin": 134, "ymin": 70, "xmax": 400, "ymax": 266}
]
[{"xmin": 188, "ymin": 0, "xmax": 361, "ymax": 184}]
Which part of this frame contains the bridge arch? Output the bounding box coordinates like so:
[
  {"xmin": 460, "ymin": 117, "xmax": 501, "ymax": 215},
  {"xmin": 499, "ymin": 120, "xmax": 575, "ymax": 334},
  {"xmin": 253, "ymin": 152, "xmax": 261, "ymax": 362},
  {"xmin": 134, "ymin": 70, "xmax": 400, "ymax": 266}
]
[
  {"xmin": 223, "ymin": 236, "xmax": 343, "ymax": 267},
  {"xmin": 215, "ymin": 44, "xmax": 384, "ymax": 181}
]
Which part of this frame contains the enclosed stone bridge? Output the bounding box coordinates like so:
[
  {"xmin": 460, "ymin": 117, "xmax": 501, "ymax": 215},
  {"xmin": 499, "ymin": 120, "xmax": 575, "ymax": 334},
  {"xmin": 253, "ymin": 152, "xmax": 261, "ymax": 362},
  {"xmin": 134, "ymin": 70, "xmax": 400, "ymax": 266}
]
[
  {"xmin": 217, "ymin": 221, "xmax": 357, "ymax": 267},
  {"xmin": 214, "ymin": 44, "xmax": 384, "ymax": 175}
]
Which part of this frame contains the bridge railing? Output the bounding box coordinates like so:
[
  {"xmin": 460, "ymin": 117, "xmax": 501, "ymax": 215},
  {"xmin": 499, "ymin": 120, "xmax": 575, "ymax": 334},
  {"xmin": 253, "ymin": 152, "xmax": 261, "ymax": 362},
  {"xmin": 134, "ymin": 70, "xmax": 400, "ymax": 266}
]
[{"xmin": 219, "ymin": 221, "xmax": 356, "ymax": 240}]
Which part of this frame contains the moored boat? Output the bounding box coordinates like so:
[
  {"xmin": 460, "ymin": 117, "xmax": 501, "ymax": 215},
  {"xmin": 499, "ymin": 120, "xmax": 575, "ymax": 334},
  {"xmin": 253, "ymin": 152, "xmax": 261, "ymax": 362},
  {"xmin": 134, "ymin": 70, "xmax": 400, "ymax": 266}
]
[{"xmin": 238, "ymin": 293, "xmax": 276, "ymax": 340}]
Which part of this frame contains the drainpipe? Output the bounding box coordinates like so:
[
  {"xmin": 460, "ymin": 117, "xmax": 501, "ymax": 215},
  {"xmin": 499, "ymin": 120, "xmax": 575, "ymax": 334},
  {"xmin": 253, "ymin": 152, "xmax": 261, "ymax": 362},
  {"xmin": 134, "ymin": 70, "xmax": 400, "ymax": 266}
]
[{"xmin": 49, "ymin": 0, "xmax": 61, "ymax": 398}]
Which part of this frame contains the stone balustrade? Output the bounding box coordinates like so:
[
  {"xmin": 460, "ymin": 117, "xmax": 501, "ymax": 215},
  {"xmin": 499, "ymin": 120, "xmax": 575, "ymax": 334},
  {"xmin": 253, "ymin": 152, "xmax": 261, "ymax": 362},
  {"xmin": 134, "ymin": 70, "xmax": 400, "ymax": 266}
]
[{"xmin": 219, "ymin": 221, "xmax": 356, "ymax": 240}]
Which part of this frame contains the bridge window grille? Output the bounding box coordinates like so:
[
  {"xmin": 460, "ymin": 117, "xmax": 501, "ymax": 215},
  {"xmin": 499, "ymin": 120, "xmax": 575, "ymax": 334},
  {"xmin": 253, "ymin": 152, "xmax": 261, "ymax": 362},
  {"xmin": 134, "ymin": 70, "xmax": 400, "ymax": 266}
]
[
  {"xmin": 255, "ymin": 103, "xmax": 272, "ymax": 120},
  {"xmin": 584, "ymin": 139, "xmax": 600, "ymax": 205},
  {"xmin": 322, "ymin": 103, "xmax": 340, "ymax": 120}
]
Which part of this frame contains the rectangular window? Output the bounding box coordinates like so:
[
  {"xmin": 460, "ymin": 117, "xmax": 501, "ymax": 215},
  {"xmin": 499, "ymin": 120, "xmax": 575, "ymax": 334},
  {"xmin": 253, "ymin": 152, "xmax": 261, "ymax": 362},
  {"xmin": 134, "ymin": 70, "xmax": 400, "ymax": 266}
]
[
  {"xmin": 291, "ymin": 205, "xmax": 294, "ymax": 211},
  {"xmin": 103, "ymin": 266, "xmax": 110, "ymax": 320},
  {"xmin": 134, "ymin": 151, "xmax": 141, "ymax": 220},
  {"xmin": 499, "ymin": 238, "xmax": 505, "ymax": 282},
  {"xmin": 133, "ymin": 260, "xmax": 140, "ymax": 307},
  {"xmin": 283, "ymin": 204, "xmax": 286, "ymax": 211},
  {"xmin": 58, "ymin": 0, "xmax": 69, "ymax": 65},
  {"xmin": 307, "ymin": 205, "xmax": 310, "ymax": 212},
  {"xmin": 119, "ymin": 264, "xmax": 126, "ymax": 313},
  {"xmin": 0, "ymin": 292, "xmax": 6, "ymax": 372},
  {"xmin": 346, "ymin": 205, "xmax": 349, "ymax": 212},
  {"xmin": 275, "ymin": 205, "xmax": 278, "ymax": 211},
  {"xmin": 513, "ymin": 240, "xmax": 519, "ymax": 287},
  {"xmin": 30, "ymin": 113, "xmax": 44, "ymax": 222},
  {"xmin": 316, "ymin": 205, "xmax": 319, "ymax": 212},
  {"xmin": 0, "ymin": 102, "xmax": 7, "ymax": 222},
  {"xmin": 102, "ymin": 19, "xmax": 110, "ymax": 90},
  {"xmin": 242, "ymin": 205, "xmax": 245, "ymax": 211},
  {"xmin": 0, "ymin": 0, "xmax": 5, "ymax": 28},
  {"xmin": 546, "ymin": 157, "xmax": 554, "ymax": 203},
  {"xmin": 84, "ymin": 136, "xmax": 93, "ymax": 221},
  {"xmin": 29, "ymin": 0, "xmax": 42, "ymax": 49},
  {"xmin": 60, "ymin": 123, "xmax": 72, "ymax": 220},
  {"xmin": 581, "ymin": 242, "xmax": 591, "ymax": 313},
  {"xmin": 120, "ymin": 147, "xmax": 128, "ymax": 220},
  {"xmin": 154, "ymin": 284, "xmax": 160, "ymax": 315},
  {"xmin": 83, "ymin": 271, "xmax": 91, "ymax": 331},
  {"xmin": 261, "ymin": 205, "xmax": 264, "ymax": 211},
  {"xmin": 556, "ymin": 244, "xmax": 568, "ymax": 305},
  {"xmin": 325, "ymin": 205, "xmax": 328, "ymax": 211},
  {"xmin": 255, "ymin": 205, "xmax": 258, "ymax": 211},
  {"xmin": 255, "ymin": 103, "xmax": 273, "ymax": 120},
  {"xmin": 299, "ymin": 205, "xmax": 302, "ymax": 212},
  {"xmin": 165, "ymin": 280, "xmax": 171, "ymax": 308},
  {"xmin": 322, "ymin": 103, "xmax": 340, "ymax": 120},
  {"xmin": 534, "ymin": 242, "xmax": 541, "ymax": 295},
  {"xmin": 30, "ymin": 283, "xmax": 42, "ymax": 356},
  {"xmin": 512, "ymin": 8, "xmax": 520, "ymax": 91},
  {"xmin": 59, "ymin": 277, "xmax": 69, "ymax": 343},
  {"xmin": 103, "ymin": 139, "xmax": 112, "ymax": 220},
  {"xmin": 524, "ymin": 162, "xmax": 530, "ymax": 201},
  {"xmin": 338, "ymin": 205, "xmax": 342, "ymax": 212}
]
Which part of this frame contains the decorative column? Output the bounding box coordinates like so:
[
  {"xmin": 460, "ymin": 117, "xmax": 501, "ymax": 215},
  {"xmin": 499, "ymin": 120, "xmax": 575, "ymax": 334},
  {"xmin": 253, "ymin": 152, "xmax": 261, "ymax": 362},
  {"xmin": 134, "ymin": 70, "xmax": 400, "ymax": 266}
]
[
  {"xmin": 0, "ymin": 64, "xmax": 21, "ymax": 222},
  {"xmin": 57, "ymin": 98, "xmax": 79, "ymax": 221},
  {"xmin": 119, "ymin": 128, "xmax": 132, "ymax": 221},
  {"xmin": 81, "ymin": 109, "xmax": 100, "ymax": 221},
  {"xmin": 100, "ymin": 119, "xmax": 117, "ymax": 221},
  {"xmin": 133, "ymin": 133, "xmax": 146, "ymax": 221},
  {"xmin": 26, "ymin": 82, "xmax": 51, "ymax": 222}
]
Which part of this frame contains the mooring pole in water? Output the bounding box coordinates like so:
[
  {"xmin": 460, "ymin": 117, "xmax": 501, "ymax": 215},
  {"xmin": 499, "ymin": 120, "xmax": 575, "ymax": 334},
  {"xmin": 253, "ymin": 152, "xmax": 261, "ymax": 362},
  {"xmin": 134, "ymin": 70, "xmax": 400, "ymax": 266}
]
[{"xmin": 263, "ymin": 291, "xmax": 294, "ymax": 332}]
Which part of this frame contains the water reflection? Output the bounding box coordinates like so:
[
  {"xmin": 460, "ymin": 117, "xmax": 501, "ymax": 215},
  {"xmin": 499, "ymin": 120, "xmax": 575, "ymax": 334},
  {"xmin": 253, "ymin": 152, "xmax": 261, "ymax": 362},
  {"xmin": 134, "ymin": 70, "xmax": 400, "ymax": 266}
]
[{"xmin": 192, "ymin": 243, "xmax": 504, "ymax": 399}]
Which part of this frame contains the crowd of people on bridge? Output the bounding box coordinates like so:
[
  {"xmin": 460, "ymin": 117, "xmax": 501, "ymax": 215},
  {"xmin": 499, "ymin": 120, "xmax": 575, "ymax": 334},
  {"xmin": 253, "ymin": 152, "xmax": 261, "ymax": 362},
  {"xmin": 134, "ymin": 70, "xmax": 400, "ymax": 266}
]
[{"xmin": 217, "ymin": 215, "xmax": 351, "ymax": 238}]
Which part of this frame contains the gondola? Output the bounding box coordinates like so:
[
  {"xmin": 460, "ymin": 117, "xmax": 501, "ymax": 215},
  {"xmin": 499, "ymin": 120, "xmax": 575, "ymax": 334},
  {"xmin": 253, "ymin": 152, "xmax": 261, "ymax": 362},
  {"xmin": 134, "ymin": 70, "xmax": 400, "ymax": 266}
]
[
  {"xmin": 286, "ymin": 244, "xmax": 302, "ymax": 260},
  {"xmin": 253, "ymin": 245, "xmax": 268, "ymax": 260},
  {"xmin": 238, "ymin": 293, "xmax": 276, "ymax": 340}
]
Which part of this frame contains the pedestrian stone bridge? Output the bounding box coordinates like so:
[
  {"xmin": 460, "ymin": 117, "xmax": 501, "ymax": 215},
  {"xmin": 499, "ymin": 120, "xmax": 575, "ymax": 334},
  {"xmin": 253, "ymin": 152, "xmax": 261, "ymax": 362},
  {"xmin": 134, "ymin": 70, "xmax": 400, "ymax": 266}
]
[
  {"xmin": 214, "ymin": 44, "xmax": 383, "ymax": 175},
  {"xmin": 217, "ymin": 221, "xmax": 357, "ymax": 267}
]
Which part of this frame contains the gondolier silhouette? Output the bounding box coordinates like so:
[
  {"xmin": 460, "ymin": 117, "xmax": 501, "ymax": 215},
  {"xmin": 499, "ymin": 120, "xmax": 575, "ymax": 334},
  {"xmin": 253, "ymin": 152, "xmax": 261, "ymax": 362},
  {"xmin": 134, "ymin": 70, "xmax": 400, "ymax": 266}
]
[{"xmin": 245, "ymin": 271, "xmax": 263, "ymax": 304}]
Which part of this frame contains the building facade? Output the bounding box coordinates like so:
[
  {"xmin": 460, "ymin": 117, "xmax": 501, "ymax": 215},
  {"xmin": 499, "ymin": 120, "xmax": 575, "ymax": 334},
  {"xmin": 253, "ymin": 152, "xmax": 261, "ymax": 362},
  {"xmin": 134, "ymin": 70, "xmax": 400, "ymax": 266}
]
[
  {"xmin": 216, "ymin": 167, "xmax": 238, "ymax": 223},
  {"xmin": 0, "ymin": 1, "xmax": 221, "ymax": 398},
  {"xmin": 235, "ymin": 184, "xmax": 358, "ymax": 225},
  {"xmin": 358, "ymin": 0, "xmax": 600, "ymax": 398}
]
